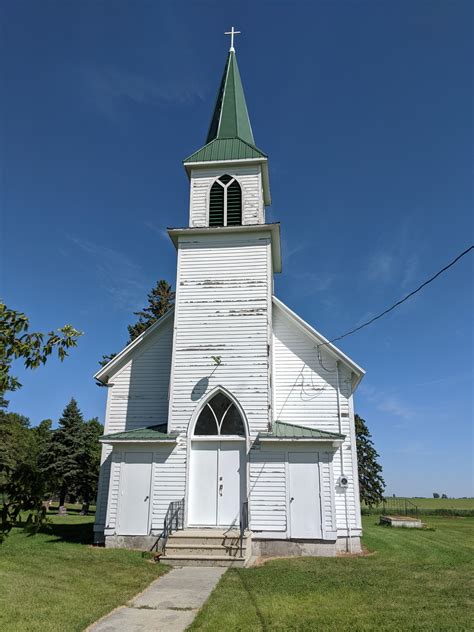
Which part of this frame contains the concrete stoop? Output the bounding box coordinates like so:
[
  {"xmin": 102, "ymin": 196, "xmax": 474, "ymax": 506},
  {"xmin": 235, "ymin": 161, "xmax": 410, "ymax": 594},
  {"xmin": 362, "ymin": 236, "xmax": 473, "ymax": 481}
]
[{"xmin": 161, "ymin": 528, "xmax": 251, "ymax": 567}]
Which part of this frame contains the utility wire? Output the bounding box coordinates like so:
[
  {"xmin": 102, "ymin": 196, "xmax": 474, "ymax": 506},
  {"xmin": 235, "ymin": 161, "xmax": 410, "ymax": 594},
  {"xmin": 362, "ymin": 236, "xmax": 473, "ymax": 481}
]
[{"xmin": 319, "ymin": 245, "xmax": 473, "ymax": 347}]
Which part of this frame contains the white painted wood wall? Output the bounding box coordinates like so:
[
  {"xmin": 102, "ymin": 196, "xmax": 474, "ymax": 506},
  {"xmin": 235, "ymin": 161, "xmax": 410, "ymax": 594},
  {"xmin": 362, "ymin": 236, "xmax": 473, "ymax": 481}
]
[
  {"xmin": 188, "ymin": 165, "xmax": 265, "ymax": 227},
  {"xmin": 95, "ymin": 316, "xmax": 175, "ymax": 532},
  {"xmin": 168, "ymin": 230, "xmax": 272, "ymax": 436},
  {"xmin": 271, "ymin": 301, "xmax": 362, "ymax": 535}
]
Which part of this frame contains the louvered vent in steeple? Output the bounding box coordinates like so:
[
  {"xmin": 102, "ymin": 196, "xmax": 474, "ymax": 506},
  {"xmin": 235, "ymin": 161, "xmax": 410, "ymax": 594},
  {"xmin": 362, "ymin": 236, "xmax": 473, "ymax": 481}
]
[{"xmin": 208, "ymin": 175, "xmax": 242, "ymax": 227}]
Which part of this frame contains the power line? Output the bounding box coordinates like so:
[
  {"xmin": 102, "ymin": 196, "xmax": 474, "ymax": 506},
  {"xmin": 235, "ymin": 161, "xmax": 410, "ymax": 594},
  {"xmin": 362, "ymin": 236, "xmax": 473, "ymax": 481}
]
[{"xmin": 320, "ymin": 245, "xmax": 473, "ymax": 347}]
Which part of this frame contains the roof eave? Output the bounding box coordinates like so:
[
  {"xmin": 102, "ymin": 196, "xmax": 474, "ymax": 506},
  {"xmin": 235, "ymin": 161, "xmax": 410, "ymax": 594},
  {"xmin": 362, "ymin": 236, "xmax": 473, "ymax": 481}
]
[
  {"xmin": 99, "ymin": 438, "xmax": 177, "ymax": 445},
  {"xmin": 272, "ymin": 296, "xmax": 365, "ymax": 389},
  {"xmin": 258, "ymin": 437, "xmax": 344, "ymax": 446},
  {"xmin": 93, "ymin": 308, "xmax": 175, "ymax": 384}
]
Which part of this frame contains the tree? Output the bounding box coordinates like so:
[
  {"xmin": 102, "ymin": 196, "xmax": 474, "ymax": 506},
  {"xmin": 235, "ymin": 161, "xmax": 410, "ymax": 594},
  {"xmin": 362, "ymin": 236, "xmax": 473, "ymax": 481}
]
[
  {"xmin": 98, "ymin": 279, "xmax": 174, "ymax": 371},
  {"xmin": 441, "ymin": 493, "xmax": 448, "ymax": 499},
  {"xmin": 75, "ymin": 417, "xmax": 103, "ymax": 514},
  {"xmin": 127, "ymin": 280, "xmax": 175, "ymax": 341},
  {"xmin": 355, "ymin": 414, "xmax": 385, "ymax": 506},
  {"xmin": 433, "ymin": 493, "xmax": 440, "ymax": 499},
  {"xmin": 41, "ymin": 398, "xmax": 86, "ymax": 509},
  {"xmin": 0, "ymin": 301, "xmax": 82, "ymax": 407},
  {"xmin": 0, "ymin": 411, "xmax": 50, "ymax": 542}
]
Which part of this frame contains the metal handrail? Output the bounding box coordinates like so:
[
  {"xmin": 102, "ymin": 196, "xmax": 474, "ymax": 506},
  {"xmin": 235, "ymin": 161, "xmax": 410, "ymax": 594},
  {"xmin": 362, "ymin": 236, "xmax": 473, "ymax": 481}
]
[
  {"xmin": 150, "ymin": 498, "xmax": 184, "ymax": 555},
  {"xmin": 239, "ymin": 500, "xmax": 249, "ymax": 558},
  {"xmin": 382, "ymin": 497, "xmax": 418, "ymax": 518}
]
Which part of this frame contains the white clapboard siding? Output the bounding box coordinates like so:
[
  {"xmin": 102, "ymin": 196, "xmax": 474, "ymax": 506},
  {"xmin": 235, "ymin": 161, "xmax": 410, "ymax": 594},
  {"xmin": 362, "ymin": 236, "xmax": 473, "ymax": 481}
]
[
  {"xmin": 95, "ymin": 444, "xmax": 112, "ymax": 530},
  {"xmin": 151, "ymin": 441, "xmax": 187, "ymax": 531},
  {"xmin": 104, "ymin": 315, "xmax": 174, "ymax": 435},
  {"xmin": 104, "ymin": 450, "xmax": 123, "ymax": 531},
  {"xmin": 319, "ymin": 452, "xmax": 337, "ymax": 536},
  {"xmin": 189, "ymin": 165, "xmax": 264, "ymax": 227},
  {"xmin": 272, "ymin": 302, "xmax": 360, "ymax": 532},
  {"xmin": 169, "ymin": 231, "xmax": 272, "ymax": 437},
  {"xmin": 249, "ymin": 448, "xmax": 287, "ymax": 531}
]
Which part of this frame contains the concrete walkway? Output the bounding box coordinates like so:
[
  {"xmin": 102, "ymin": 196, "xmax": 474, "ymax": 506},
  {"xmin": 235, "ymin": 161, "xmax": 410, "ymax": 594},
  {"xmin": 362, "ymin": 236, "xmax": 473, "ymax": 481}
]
[{"xmin": 89, "ymin": 566, "xmax": 226, "ymax": 632}]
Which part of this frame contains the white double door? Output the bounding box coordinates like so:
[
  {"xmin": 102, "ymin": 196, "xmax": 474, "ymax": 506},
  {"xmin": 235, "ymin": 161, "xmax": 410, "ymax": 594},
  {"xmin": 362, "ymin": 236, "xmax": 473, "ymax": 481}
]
[{"xmin": 188, "ymin": 441, "xmax": 245, "ymax": 527}]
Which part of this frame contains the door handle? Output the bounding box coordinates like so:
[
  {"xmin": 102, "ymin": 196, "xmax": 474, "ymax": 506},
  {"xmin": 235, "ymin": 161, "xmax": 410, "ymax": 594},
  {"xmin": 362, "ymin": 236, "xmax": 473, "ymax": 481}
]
[
  {"xmin": 290, "ymin": 497, "xmax": 294, "ymax": 502},
  {"xmin": 219, "ymin": 484, "xmax": 223, "ymax": 496},
  {"xmin": 144, "ymin": 495, "xmax": 149, "ymax": 502}
]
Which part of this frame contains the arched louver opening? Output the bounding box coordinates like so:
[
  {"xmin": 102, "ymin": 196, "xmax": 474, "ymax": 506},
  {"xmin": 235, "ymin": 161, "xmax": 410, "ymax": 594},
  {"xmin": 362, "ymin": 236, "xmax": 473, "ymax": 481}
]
[
  {"xmin": 226, "ymin": 180, "xmax": 242, "ymax": 225},
  {"xmin": 209, "ymin": 181, "xmax": 225, "ymax": 226},
  {"xmin": 208, "ymin": 175, "xmax": 242, "ymax": 227}
]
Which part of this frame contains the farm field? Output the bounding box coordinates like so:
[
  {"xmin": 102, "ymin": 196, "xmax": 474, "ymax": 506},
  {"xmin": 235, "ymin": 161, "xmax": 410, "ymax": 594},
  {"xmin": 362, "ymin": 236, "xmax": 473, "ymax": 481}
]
[
  {"xmin": 190, "ymin": 515, "xmax": 474, "ymax": 631},
  {"xmin": 0, "ymin": 508, "xmax": 168, "ymax": 632},
  {"xmin": 362, "ymin": 496, "xmax": 474, "ymax": 514},
  {"xmin": 408, "ymin": 497, "xmax": 474, "ymax": 510}
]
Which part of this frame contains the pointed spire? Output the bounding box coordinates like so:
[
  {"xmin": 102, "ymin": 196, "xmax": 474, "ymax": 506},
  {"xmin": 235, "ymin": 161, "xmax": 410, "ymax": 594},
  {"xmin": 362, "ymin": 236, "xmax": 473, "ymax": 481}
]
[{"xmin": 206, "ymin": 51, "xmax": 255, "ymax": 146}]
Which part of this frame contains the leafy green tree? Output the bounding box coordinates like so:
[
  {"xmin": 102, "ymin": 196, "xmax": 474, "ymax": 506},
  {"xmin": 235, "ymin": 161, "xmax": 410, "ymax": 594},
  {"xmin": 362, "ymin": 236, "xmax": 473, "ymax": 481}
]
[
  {"xmin": 0, "ymin": 301, "xmax": 82, "ymax": 407},
  {"xmin": 355, "ymin": 414, "xmax": 386, "ymax": 506},
  {"xmin": 41, "ymin": 398, "xmax": 86, "ymax": 509},
  {"xmin": 98, "ymin": 279, "xmax": 174, "ymax": 372},
  {"xmin": 433, "ymin": 492, "xmax": 440, "ymax": 499},
  {"xmin": 0, "ymin": 411, "xmax": 48, "ymax": 542},
  {"xmin": 76, "ymin": 417, "xmax": 103, "ymax": 514}
]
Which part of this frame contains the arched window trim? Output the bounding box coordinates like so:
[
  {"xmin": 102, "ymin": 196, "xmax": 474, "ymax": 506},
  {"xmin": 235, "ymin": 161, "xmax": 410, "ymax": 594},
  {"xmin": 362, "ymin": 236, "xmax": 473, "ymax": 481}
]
[
  {"xmin": 189, "ymin": 386, "xmax": 248, "ymax": 438},
  {"xmin": 208, "ymin": 175, "xmax": 242, "ymax": 227}
]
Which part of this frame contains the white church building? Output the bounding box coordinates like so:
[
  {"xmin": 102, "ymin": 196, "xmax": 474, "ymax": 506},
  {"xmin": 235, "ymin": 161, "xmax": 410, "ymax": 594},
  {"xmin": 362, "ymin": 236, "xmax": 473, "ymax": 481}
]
[{"xmin": 94, "ymin": 38, "xmax": 365, "ymax": 563}]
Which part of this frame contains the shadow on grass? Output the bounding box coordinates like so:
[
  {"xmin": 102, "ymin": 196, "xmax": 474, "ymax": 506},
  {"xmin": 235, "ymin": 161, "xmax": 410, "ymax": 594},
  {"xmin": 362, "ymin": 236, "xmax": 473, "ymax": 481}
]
[{"xmin": 15, "ymin": 519, "xmax": 94, "ymax": 545}]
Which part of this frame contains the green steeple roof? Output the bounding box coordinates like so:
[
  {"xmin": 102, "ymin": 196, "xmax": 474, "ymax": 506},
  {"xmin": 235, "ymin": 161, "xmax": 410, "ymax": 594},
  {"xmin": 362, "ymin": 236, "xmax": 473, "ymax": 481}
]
[
  {"xmin": 184, "ymin": 50, "xmax": 267, "ymax": 164},
  {"xmin": 206, "ymin": 51, "xmax": 255, "ymax": 145}
]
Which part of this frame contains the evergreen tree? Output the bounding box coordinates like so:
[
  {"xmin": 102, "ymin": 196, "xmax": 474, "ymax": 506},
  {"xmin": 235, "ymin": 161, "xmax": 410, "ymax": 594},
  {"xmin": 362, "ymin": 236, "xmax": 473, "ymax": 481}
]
[
  {"xmin": 127, "ymin": 280, "xmax": 175, "ymax": 342},
  {"xmin": 98, "ymin": 279, "xmax": 174, "ymax": 372},
  {"xmin": 355, "ymin": 414, "xmax": 385, "ymax": 506},
  {"xmin": 76, "ymin": 417, "xmax": 103, "ymax": 514},
  {"xmin": 41, "ymin": 398, "xmax": 86, "ymax": 509}
]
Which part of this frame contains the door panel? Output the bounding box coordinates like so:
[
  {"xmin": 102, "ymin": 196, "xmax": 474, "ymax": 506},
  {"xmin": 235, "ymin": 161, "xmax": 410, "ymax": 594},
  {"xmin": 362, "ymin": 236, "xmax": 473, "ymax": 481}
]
[
  {"xmin": 217, "ymin": 443, "xmax": 244, "ymax": 526},
  {"xmin": 189, "ymin": 441, "xmax": 244, "ymax": 527},
  {"xmin": 289, "ymin": 452, "xmax": 321, "ymax": 539},
  {"xmin": 188, "ymin": 442, "xmax": 218, "ymax": 526},
  {"xmin": 118, "ymin": 452, "xmax": 152, "ymax": 535}
]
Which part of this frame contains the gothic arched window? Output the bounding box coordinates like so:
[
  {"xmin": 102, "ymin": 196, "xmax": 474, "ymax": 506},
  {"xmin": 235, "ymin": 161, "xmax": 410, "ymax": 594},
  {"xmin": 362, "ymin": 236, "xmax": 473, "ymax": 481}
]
[
  {"xmin": 194, "ymin": 392, "xmax": 245, "ymax": 436},
  {"xmin": 209, "ymin": 175, "xmax": 242, "ymax": 227}
]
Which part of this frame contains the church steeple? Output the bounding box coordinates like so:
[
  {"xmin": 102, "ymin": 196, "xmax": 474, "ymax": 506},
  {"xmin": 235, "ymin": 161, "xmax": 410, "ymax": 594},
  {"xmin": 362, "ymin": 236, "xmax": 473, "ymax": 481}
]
[
  {"xmin": 206, "ymin": 51, "xmax": 255, "ymax": 147},
  {"xmin": 183, "ymin": 32, "xmax": 271, "ymax": 209},
  {"xmin": 184, "ymin": 44, "xmax": 267, "ymax": 167}
]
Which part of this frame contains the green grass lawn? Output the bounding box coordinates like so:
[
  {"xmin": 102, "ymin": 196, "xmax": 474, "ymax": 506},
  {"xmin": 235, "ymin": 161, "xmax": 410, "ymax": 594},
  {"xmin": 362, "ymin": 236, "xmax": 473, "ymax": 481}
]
[
  {"xmin": 0, "ymin": 510, "xmax": 168, "ymax": 632},
  {"xmin": 190, "ymin": 516, "xmax": 474, "ymax": 631}
]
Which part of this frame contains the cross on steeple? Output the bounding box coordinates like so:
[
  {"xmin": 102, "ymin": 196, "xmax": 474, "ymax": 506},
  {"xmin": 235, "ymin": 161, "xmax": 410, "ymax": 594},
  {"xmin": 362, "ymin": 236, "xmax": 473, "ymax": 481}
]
[{"xmin": 224, "ymin": 26, "xmax": 241, "ymax": 52}]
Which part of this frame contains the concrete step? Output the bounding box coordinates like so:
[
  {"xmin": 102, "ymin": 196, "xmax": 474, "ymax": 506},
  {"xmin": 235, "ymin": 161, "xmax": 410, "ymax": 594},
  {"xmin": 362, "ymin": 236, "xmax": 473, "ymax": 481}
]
[
  {"xmin": 165, "ymin": 543, "xmax": 246, "ymax": 557},
  {"xmin": 160, "ymin": 554, "xmax": 247, "ymax": 567},
  {"xmin": 167, "ymin": 529, "xmax": 249, "ymax": 547}
]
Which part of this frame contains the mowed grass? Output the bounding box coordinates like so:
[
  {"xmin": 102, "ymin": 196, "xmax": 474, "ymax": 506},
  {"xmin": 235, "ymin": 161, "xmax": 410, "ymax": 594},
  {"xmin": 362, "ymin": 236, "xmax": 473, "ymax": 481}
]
[
  {"xmin": 190, "ymin": 516, "xmax": 474, "ymax": 631},
  {"xmin": 0, "ymin": 510, "xmax": 168, "ymax": 632}
]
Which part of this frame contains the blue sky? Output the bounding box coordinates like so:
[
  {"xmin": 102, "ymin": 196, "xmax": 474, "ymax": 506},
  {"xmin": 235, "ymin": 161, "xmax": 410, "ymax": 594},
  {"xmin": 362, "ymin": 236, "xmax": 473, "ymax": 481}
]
[{"xmin": 2, "ymin": 1, "xmax": 473, "ymax": 497}]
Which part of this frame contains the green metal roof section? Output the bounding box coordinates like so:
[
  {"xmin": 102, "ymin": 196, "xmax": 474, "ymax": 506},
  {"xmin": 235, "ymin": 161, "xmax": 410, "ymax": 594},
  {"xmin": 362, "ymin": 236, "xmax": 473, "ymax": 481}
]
[
  {"xmin": 184, "ymin": 51, "xmax": 267, "ymax": 164},
  {"xmin": 100, "ymin": 424, "xmax": 178, "ymax": 442},
  {"xmin": 184, "ymin": 138, "xmax": 266, "ymax": 163},
  {"xmin": 207, "ymin": 51, "xmax": 254, "ymax": 145},
  {"xmin": 258, "ymin": 421, "xmax": 345, "ymax": 441}
]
